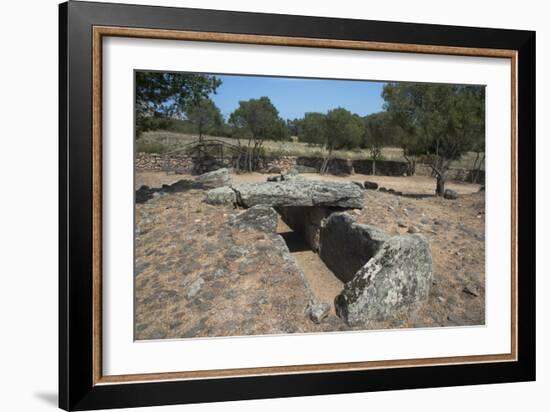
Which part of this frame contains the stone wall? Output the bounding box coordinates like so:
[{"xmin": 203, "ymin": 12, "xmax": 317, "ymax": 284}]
[
  {"xmin": 136, "ymin": 152, "xmax": 193, "ymax": 172},
  {"xmin": 352, "ymin": 159, "xmax": 409, "ymax": 176},
  {"xmin": 262, "ymin": 156, "xmax": 297, "ymax": 173},
  {"xmin": 136, "ymin": 152, "xmax": 484, "ymax": 184},
  {"xmin": 296, "ymin": 157, "xmax": 354, "ymax": 175},
  {"xmin": 415, "ymin": 164, "xmax": 485, "ymax": 184}
]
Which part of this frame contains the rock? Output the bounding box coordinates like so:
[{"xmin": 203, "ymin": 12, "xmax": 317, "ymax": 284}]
[
  {"xmin": 205, "ymin": 186, "xmax": 236, "ymax": 205},
  {"xmin": 397, "ymin": 220, "xmax": 407, "ymax": 228},
  {"xmin": 444, "ymin": 189, "xmax": 458, "ymax": 200},
  {"xmin": 379, "ymin": 187, "xmax": 388, "ymax": 193},
  {"xmin": 267, "ymin": 166, "xmax": 282, "ymax": 174},
  {"xmin": 281, "ymin": 173, "xmax": 305, "ymax": 181},
  {"xmin": 294, "ymin": 165, "xmax": 318, "ymax": 174},
  {"xmin": 136, "ymin": 180, "xmax": 207, "ymax": 203},
  {"xmin": 308, "ymin": 303, "xmax": 331, "ymax": 324},
  {"xmin": 364, "ymin": 181, "xmax": 379, "ymax": 190},
  {"xmin": 335, "ymin": 234, "xmax": 433, "ymax": 326},
  {"xmin": 195, "ymin": 168, "xmax": 230, "ymax": 188},
  {"xmin": 267, "ymin": 175, "xmax": 284, "ymax": 182},
  {"xmin": 319, "ymin": 213, "xmax": 389, "ymax": 282},
  {"xmin": 232, "ymin": 180, "xmax": 364, "ymax": 209},
  {"xmin": 462, "ymin": 284, "xmax": 480, "ymax": 297},
  {"xmin": 228, "ymin": 205, "xmax": 278, "ymax": 233},
  {"xmin": 407, "ymin": 225, "xmax": 419, "ymax": 234},
  {"xmin": 136, "ymin": 185, "xmax": 153, "ymax": 203},
  {"xmin": 187, "ymin": 277, "xmax": 204, "ymax": 299},
  {"xmin": 352, "ymin": 181, "xmax": 364, "ymax": 189}
]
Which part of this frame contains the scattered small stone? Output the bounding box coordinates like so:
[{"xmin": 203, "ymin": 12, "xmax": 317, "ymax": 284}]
[
  {"xmin": 444, "ymin": 189, "xmax": 458, "ymax": 200},
  {"xmin": 187, "ymin": 277, "xmax": 204, "ymax": 299},
  {"xmin": 420, "ymin": 217, "xmax": 430, "ymax": 225},
  {"xmin": 267, "ymin": 175, "xmax": 284, "ymax": 182},
  {"xmin": 397, "ymin": 220, "xmax": 407, "ymax": 228},
  {"xmin": 213, "ymin": 268, "xmax": 225, "ymax": 278},
  {"xmin": 407, "ymin": 225, "xmax": 419, "ymax": 234},
  {"xmin": 462, "ymin": 284, "xmax": 480, "ymax": 297},
  {"xmin": 364, "ymin": 181, "xmax": 379, "ymax": 190},
  {"xmin": 308, "ymin": 303, "xmax": 331, "ymax": 324},
  {"xmin": 447, "ymin": 315, "xmax": 463, "ymax": 326}
]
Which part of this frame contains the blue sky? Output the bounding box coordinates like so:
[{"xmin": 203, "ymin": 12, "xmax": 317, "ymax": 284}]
[{"xmin": 209, "ymin": 74, "xmax": 385, "ymax": 121}]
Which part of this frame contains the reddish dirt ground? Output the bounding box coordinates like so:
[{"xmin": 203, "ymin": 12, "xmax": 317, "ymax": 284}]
[{"xmin": 135, "ymin": 171, "xmax": 485, "ymax": 339}]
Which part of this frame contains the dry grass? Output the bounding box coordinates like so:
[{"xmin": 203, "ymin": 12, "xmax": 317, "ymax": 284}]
[{"xmin": 140, "ymin": 130, "xmax": 484, "ymax": 170}]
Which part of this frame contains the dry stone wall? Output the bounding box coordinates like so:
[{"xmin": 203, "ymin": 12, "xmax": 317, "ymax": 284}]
[{"xmin": 136, "ymin": 152, "xmax": 484, "ymax": 183}]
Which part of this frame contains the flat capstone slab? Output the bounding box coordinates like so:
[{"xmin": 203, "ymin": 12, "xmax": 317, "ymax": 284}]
[{"xmin": 231, "ymin": 180, "xmax": 364, "ymax": 209}]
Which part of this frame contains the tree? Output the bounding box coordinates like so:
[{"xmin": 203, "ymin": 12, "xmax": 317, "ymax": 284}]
[
  {"xmin": 299, "ymin": 112, "xmax": 327, "ymax": 146},
  {"xmin": 382, "ymin": 83, "xmax": 485, "ymax": 195},
  {"xmin": 321, "ymin": 108, "xmax": 364, "ymax": 174},
  {"xmin": 286, "ymin": 118, "xmax": 302, "ymax": 137},
  {"xmin": 135, "ymin": 71, "xmax": 221, "ymax": 137},
  {"xmin": 362, "ymin": 112, "xmax": 403, "ymax": 175},
  {"xmin": 229, "ymin": 97, "xmax": 288, "ymax": 172},
  {"xmin": 186, "ymin": 98, "xmax": 223, "ymax": 141}
]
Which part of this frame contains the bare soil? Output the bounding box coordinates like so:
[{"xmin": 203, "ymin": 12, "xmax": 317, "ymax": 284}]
[{"xmin": 134, "ymin": 171, "xmax": 485, "ymax": 339}]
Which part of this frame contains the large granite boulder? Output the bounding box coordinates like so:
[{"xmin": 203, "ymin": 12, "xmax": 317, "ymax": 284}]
[
  {"xmin": 205, "ymin": 186, "xmax": 236, "ymax": 205},
  {"xmin": 227, "ymin": 204, "xmax": 279, "ymax": 233},
  {"xmin": 232, "ymin": 180, "xmax": 364, "ymax": 209},
  {"xmin": 195, "ymin": 168, "xmax": 230, "ymax": 188},
  {"xmin": 335, "ymin": 234, "xmax": 433, "ymax": 326},
  {"xmin": 319, "ymin": 213, "xmax": 389, "ymax": 282}
]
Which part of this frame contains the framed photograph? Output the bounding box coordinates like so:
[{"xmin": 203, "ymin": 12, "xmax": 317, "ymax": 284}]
[{"xmin": 59, "ymin": 1, "xmax": 535, "ymax": 410}]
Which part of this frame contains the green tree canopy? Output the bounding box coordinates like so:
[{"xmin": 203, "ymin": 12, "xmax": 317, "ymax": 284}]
[
  {"xmin": 325, "ymin": 108, "xmax": 364, "ymax": 150},
  {"xmin": 229, "ymin": 97, "xmax": 288, "ymax": 142},
  {"xmin": 186, "ymin": 98, "xmax": 223, "ymax": 141},
  {"xmin": 362, "ymin": 111, "xmax": 404, "ymax": 174},
  {"xmin": 135, "ymin": 71, "xmax": 222, "ymax": 137},
  {"xmin": 229, "ymin": 97, "xmax": 289, "ymax": 171},
  {"xmin": 299, "ymin": 112, "xmax": 327, "ymax": 145},
  {"xmin": 382, "ymin": 82, "xmax": 485, "ymax": 195}
]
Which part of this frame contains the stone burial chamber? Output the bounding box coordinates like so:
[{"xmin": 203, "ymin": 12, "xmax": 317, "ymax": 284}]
[
  {"xmin": 322, "ymin": 213, "xmax": 433, "ymax": 325},
  {"xmin": 204, "ymin": 173, "xmax": 433, "ymax": 327}
]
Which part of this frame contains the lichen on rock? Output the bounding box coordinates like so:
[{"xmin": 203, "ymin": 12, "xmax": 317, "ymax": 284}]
[{"xmin": 335, "ymin": 233, "xmax": 433, "ymax": 326}]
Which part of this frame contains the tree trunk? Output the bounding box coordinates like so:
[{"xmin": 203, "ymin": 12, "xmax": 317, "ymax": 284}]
[
  {"xmin": 371, "ymin": 160, "xmax": 376, "ymax": 176},
  {"xmin": 473, "ymin": 153, "xmax": 485, "ymax": 184},
  {"xmin": 471, "ymin": 152, "xmax": 480, "ymax": 183},
  {"xmin": 320, "ymin": 146, "xmax": 333, "ymax": 175},
  {"xmin": 435, "ymin": 172, "xmax": 446, "ymax": 196}
]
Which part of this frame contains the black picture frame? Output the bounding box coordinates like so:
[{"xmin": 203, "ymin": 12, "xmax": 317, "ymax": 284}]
[{"xmin": 59, "ymin": 1, "xmax": 536, "ymax": 410}]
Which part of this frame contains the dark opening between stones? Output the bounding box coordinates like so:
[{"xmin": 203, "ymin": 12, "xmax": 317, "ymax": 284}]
[{"xmin": 276, "ymin": 206, "xmax": 387, "ymax": 283}]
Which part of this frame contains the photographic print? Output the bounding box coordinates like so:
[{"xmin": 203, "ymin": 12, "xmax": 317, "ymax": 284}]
[
  {"xmin": 60, "ymin": 4, "xmax": 534, "ymax": 408},
  {"xmin": 134, "ymin": 71, "xmax": 486, "ymax": 340}
]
